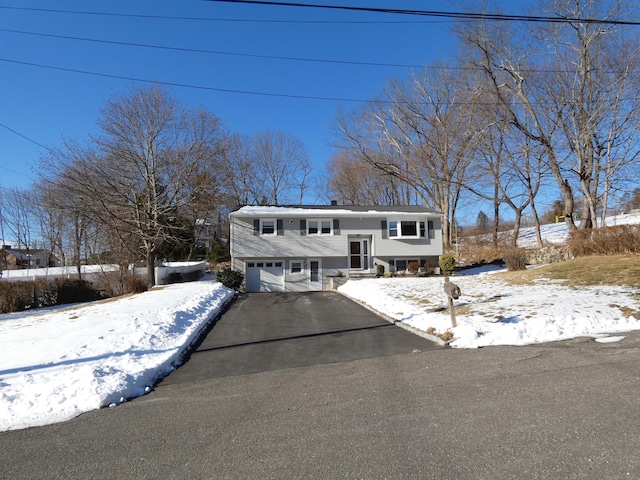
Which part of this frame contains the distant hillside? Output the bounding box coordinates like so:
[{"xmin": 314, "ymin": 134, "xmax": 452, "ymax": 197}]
[{"xmin": 517, "ymin": 212, "xmax": 640, "ymax": 247}]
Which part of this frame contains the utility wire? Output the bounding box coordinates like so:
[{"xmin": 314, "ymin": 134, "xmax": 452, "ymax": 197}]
[
  {"xmin": 0, "ymin": 5, "xmax": 450, "ymax": 24},
  {"xmin": 0, "ymin": 122, "xmax": 50, "ymax": 151},
  {"xmin": 4, "ymin": 2, "xmax": 639, "ymax": 26},
  {"xmin": 3, "ymin": 57, "xmax": 639, "ymax": 107},
  {"xmin": 0, "ymin": 28, "xmax": 600, "ymax": 74},
  {"xmin": 0, "ymin": 58, "xmax": 366, "ymax": 103},
  {"xmin": 0, "ymin": 29, "xmax": 423, "ymax": 69},
  {"xmin": 205, "ymin": 0, "xmax": 640, "ymax": 26}
]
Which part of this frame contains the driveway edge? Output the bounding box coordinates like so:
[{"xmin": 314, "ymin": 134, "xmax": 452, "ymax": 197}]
[{"xmin": 337, "ymin": 292, "xmax": 449, "ymax": 347}]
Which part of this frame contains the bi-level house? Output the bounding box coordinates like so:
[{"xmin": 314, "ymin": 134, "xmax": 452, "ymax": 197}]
[{"xmin": 229, "ymin": 204, "xmax": 443, "ymax": 293}]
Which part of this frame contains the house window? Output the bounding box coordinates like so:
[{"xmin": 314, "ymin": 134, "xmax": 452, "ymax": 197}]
[
  {"xmin": 291, "ymin": 261, "xmax": 303, "ymax": 273},
  {"xmin": 401, "ymin": 221, "xmax": 417, "ymax": 236},
  {"xmin": 388, "ymin": 219, "xmax": 420, "ymax": 238},
  {"xmin": 394, "ymin": 259, "xmax": 420, "ymax": 273},
  {"xmin": 389, "ymin": 221, "xmax": 398, "ymax": 237},
  {"xmin": 308, "ymin": 219, "xmax": 332, "ymax": 235},
  {"xmin": 261, "ymin": 219, "xmax": 275, "ymax": 235}
]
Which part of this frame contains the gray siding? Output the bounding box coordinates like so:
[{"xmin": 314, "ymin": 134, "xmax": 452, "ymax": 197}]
[
  {"xmin": 231, "ymin": 214, "xmax": 443, "ymax": 260},
  {"xmin": 231, "ymin": 216, "xmax": 346, "ymax": 258},
  {"xmin": 230, "ymin": 207, "xmax": 444, "ymax": 291}
]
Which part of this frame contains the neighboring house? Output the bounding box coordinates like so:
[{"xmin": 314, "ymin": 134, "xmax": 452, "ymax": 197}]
[
  {"xmin": 229, "ymin": 204, "xmax": 444, "ymax": 293},
  {"xmin": 0, "ymin": 246, "xmax": 59, "ymax": 270}
]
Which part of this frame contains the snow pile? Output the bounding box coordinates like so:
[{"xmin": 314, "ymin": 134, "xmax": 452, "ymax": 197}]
[
  {"xmin": 0, "ymin": 281, "xmax": 234, "ymax": 432},
  {"xmin": 339, "ymin": 274, "xmax": 640, "ymax": 349}
]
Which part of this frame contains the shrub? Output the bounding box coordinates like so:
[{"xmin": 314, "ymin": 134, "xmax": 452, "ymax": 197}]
[
  {"xmin": 0, "ymin": 281, "xmax": 31, "ymax": 313},
  {"xmin": 54, "ymin": 278, "xmax": 101, "ymax": 304},
  {"xmin": 125, "ymin": 274, "xmax": 149, "ymax": 294},
  {"xmin": 0, "ymin": 277, "xmax": 102, "ymax": 313},
  {"xmin": 439, "ymin": 254, "xmax": 456, "ymax": 275},
  {"xmin": 216, "ymin": 268, "xmax": 244, "ymax": 290},
  {"xmin": 376, "ymin": 264, "xmax": 385, "ymax": 277},
  {"xmin": 502, "ymin": 247, "xmax": 527, "ymax": 271},
  {"xmin": 408, "ymin": 262, "xmax": 420, "ymax": 274},
  {"xmin": 569, "ymin": 224, "xmax": 640, "ymax": 256}
]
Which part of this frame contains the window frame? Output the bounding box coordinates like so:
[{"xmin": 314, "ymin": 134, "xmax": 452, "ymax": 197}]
[
  {"xmin": 387, "ymin": 218, "xmax": 421, "ymax": 239},
  {"xmin": 290, "ymin": 260, "xmax": 304, "ymax": 274},
  {"xmin": 260, "ymin": 219, "xmax": 276, "ymax": 236},
  {"xmin": 393, "ymin": 258, "xmax": 421, "ymax": 273},
  {"xmin": 307, "ymin": 218, "xmax": 333, "ymax": 235}
]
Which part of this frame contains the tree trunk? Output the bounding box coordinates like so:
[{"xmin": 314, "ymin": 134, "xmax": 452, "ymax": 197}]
[{"xmin": 146, "ymin": 249, "xmax": 156, "ymax": 287}]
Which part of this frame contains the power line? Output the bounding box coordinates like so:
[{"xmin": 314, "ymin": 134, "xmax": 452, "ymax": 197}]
[
  {"xmin": 0, "ymin": 122, "xmax": 50, "ymax": 151},
  {"xmin": 0, "ymin": 28, "xmax": 424, "ymax": 69},
  {"xmin": 0, "ymin": 57, "xmax": 368, "ymax": 102},
  {"xmin": 3, "ymin": 57, "xmax": 639, "ymax": 107},
  {"xmin": 4, "ymin": 2, "xmax": 639, "ymax": 26},
  {"xmin": 0, "ymin": 5, "xmax": 450, "ymax": 24},
  {"xmin": 205, "ymin": 0, "xmax": 640, "ymax": 26},
  {"xmin": 0, "ymin": 28, "xmax": 602, "ymax": 75}
]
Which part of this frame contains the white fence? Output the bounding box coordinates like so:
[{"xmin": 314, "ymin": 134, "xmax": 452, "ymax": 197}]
[{"xmin": 1, "ymin": 262, "xmax": 207, "ymax": 285}]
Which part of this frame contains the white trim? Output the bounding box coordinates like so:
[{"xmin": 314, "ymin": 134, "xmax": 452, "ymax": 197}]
[
  {"xmin": 260, "ymin": 219, "xmax": 276, "ymax": 236},
  {"xmin": 307, "ymin": 218, "xmax": 332, "ymax": 235},
  {"xmin": 388, "ymin": 219, "xmax": 421, "ymax": 239},
  {"xmin": 290, "ymin": 259, "xmax": 304, "ymax": 274}
]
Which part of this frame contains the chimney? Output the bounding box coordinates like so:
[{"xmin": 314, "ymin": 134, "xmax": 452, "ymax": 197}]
[{"xmin": 330, "ymin": 200, "xmax": 338, "ymax": 206}]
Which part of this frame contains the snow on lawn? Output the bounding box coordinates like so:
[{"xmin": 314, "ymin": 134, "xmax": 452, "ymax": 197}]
[
  {"xmin": 0, "ymin": 280, "xmax": 235, "ymax": 432},
  {"xmin": 339, "ymin": 272, "xmax": 640, "ymax": 349}
]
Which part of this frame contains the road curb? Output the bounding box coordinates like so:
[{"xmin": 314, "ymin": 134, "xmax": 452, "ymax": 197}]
[{"xmin": 338, "ymin": 292, "xmax": 450, "ymax": 347}]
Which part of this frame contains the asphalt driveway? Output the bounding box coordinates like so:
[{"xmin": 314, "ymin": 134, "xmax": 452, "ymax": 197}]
[
  {"xmin": 5, "ymin": 292, "xmax": 640, "ymax": 479},
  {"xmin": 160, "ymin": 291, "xmax": 439, "ymax": 384}
]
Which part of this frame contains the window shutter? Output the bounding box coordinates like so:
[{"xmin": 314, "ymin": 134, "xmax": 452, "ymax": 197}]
[
  {"xmin": 381, "ymin": 220, "xmax": 388, "ymax": 239},
  {"xmin": 333, "ymin": 219, "xmax": 340, "ymax": 235},
  {"xmin": 277, "ymin": 219, "xmax": 284, "ymax": 236},
  {"xmin": 428, "ymin": 220, "xmax": 435, "ymax": 239},
  {"xmin": 253, "ymin": 219, "xmax": 260, "ymax": 236},
  {"xmin": 300, "ymin": 219, "xmax": 307, "ymax": 236}
]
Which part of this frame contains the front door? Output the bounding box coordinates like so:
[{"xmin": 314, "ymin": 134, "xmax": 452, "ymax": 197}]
[
  {"xmin": 349, "ymin": 239, "xmax": 369, "ymax": 271},
  {"xmin": 308, "ymin": 258, "xmax": 322, "ymax": 291}
]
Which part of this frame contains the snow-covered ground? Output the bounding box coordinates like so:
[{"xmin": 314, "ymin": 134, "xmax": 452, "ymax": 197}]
[
  {"xmin": 516, "ymin": 211, "xmax": 640, "ymax": 247},
  {"xmin": 2, "ymin": 211, "xmax": 640, "ymax": 432},
  {"xmin": 0, "ymin": 280, "xmax": 234, "ymax": 432},
  {"xmin": 338, "ymin": 273, "xmax": 640, "ymax": 349}
]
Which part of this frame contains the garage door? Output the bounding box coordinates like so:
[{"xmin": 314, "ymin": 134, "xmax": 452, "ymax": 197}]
[{"xmin": 245, "ymin": 261, "xmax": 285, "ymax": 293}]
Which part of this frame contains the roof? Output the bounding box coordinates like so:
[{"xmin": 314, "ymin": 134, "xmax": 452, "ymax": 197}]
[{"xmin": 230, "ymin": 205, "xmax": 442, "ymax": 218}]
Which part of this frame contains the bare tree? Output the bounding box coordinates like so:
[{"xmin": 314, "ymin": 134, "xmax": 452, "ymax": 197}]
[
  {"xmin": 2, "ymin": 187, "xmax": 35, "ymax": 253},
  {"xmin": 325, "ymin": 150, "xmax": 416, "ymax": 205},
  {"xmin": 458, "ymin": 0, "xmax": 640, "ymax": 231},
  {"xmin": 335, "ymin": 66, "xmax": 482, "ymax": 246},
  {"xmin": 41, "ymin": 85, "xmax": 227, "ymax": 286},
  {"xmin": 250, "ymin": 130, "xmax": 312, "ymax": 205}
]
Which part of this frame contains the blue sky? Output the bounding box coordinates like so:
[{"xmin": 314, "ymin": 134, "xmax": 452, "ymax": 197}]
[{"xmin": 0, "ymin": 1, "xmax": 519, "ymax": 200}]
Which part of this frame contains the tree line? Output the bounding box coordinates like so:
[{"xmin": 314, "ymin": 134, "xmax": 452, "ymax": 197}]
[
  {"xmin": 3, "ymin": 0, "xmax": 640, "ymax": 283},
  {"xmin": 0, "ymin": 85, "xmax": 313, "ymax": 286},
  {"xmin": 329, "ymin": 0, "xmax": 640, "ymax": 247}
]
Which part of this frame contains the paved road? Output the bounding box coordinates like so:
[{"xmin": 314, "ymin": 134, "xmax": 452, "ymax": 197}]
[{"xmin": 2, "ymin": 293, "xmax": 640, "ymax": 479}]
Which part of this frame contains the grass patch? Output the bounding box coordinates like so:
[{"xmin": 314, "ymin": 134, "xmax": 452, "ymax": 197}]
[
  {"xmin": 618, "ymin": 306, "xmax": 640, "ymax": 319},
  {"xmin": 492, "ymin": 255, "xmax": 640, "ymax": 287}
]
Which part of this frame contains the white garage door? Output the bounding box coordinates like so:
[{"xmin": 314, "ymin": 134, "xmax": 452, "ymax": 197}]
[{"xmin": 245, "ymin": 261, "xmax": 285, "ymax": 293}]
